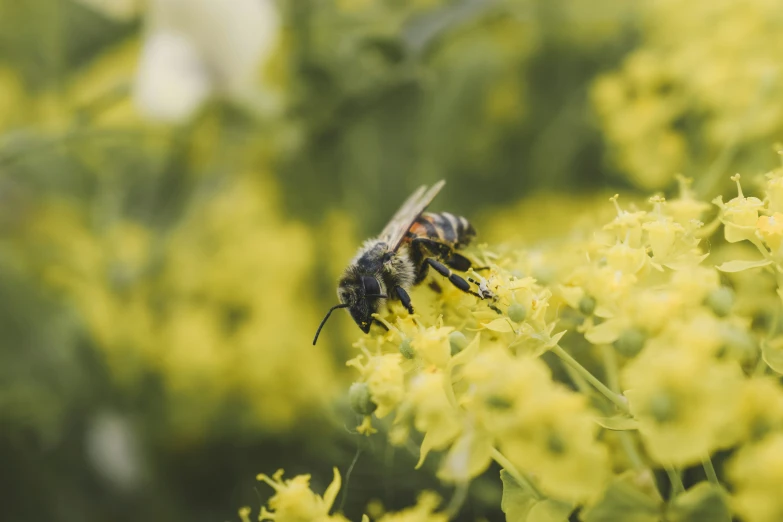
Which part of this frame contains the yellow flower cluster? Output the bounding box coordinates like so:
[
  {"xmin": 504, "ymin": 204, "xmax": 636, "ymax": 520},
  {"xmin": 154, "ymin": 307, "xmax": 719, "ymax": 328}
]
[
  {"xmin": 254, "ymin": 167, "xmax": 783, "ymax": 521},
  {"xmin": 592, "ymin": 0, "xmax": 783, "ymax": 190},
  {"xmin": 249, "ymin": 468, "xmax": 446, "ymax": 522},
  {"xmin": 11, "ymin": 175, "xmax": 338, "ymax": 437}
]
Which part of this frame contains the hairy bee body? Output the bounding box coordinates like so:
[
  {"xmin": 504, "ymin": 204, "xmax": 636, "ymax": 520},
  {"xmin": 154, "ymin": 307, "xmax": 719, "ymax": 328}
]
[
  {"xmin": 313, "ymin": 181, "xmax": 484, "ymax": 344},
  {"xmin": 405, "ymin": 212, "xmax": 476, "ymax": 283},
  {"xmin": 337, "ymin": 211, "xmax": 476, "ymax": 332}
]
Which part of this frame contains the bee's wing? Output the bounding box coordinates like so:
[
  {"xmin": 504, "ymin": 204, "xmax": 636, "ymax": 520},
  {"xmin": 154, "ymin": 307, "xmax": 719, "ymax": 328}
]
[{"xmin": 380, "ymin": 180, "xmax": 446, "ymax": 252}]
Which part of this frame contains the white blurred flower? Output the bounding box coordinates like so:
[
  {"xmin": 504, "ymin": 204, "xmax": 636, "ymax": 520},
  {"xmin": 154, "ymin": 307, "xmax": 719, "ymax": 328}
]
[
  {"xmin": 134, "ymin": 30, "xmax": 212, "ymax": 122},
  {"xmin": 134, "ymin": 0, "xmax": 280, "ymax": 122},
  {"xmin": 85, "ymin": 412, "xmax": 143, "ymax": 491}
]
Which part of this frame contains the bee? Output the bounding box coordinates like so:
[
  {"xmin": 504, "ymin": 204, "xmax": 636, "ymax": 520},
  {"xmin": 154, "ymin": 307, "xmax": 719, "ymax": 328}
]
[{"xmin": 313, "ymin": 180, "xmax": 490, "ymax": 344}]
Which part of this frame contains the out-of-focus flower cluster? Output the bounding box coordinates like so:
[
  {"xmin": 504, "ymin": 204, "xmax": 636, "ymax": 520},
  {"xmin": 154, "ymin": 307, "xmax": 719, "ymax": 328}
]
[
  {"xmin": 592, "ymin": 0, "xmax": 783, "ymax": 190},
  {"xmin": 255, "ymin": 166, "xmax": 783, "ymax": 521},
  {"xmin": 10, "ymin": 174, "xmax": 338, "ymax": 437}
]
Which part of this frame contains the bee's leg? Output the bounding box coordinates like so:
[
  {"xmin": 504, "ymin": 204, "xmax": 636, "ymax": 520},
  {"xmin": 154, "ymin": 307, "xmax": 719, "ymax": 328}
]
[
  {"xmin": 425, "ymin": 258, "xmax": 481, "ymax": 298},
  {"xmin": 394, "ymin": 287, "xmax": 414, "ymax": 314},
  {"xmin": 411, "ymin": 238, "xmax": 453, "ymax": 259},
  {"xmin": 445, "ymin": 252, "xmax": 472, "ymax": 272},
  {"xmin": 446, "ymin": 252, "xmax": 492, "ymax": 272}
]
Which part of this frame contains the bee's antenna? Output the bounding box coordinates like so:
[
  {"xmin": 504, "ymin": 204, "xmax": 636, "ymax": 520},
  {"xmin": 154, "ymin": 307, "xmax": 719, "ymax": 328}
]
[{"xmin": 313, "ymin": 303, "xmax": 350, "ymax": 345}]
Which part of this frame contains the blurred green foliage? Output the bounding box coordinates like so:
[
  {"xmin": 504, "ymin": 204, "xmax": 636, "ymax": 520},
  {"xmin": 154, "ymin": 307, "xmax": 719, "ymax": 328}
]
[{"xmin": 1, "ymin": 0, "xmax": 781, "ymax": 521}]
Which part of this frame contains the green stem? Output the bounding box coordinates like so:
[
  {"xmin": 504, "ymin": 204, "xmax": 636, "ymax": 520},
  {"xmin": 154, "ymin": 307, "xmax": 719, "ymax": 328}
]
[
  {"xmin": 601, "ymin": 344, "xmax": 620, "ymax": 391},
  {"xmin": 561, "ymin": 361, "xmax": 591, "ymax": 395},
  {"xmin": 749, "ymin": 236, "xmax": 776, "ymax": 265},
  {"xmin": 491, "ymin": 448, "xmax": 543, "ymax": 501},
  {"xmin": 601, "ymin": 345, "xmax": 645, "ymax": 471},
  {"xmin": 665, "ymin": 466, "xmax": 685, "ymax": 498},
  {"xmin": 552, "ymin": 344, "xmax": 630, "ymax": 414},
  {"xmin": 702, "ymin": 455, "xmax": 719, "ymax": 486}
]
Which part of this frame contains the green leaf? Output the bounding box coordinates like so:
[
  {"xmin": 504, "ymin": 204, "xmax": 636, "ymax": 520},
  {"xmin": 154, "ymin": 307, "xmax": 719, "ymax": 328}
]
[
  {"xmin": 581, "ymin": 471, "xmax": 662, "ymax": 522},
  {"xmin": 585, "ymin": 319, "xmax": 622, "ymax": 344},
  {"xmin": 715, "ymin": 259, "xmax": 772, "ymax": 272},
  {"xmin": 667, "ymin": 482, "xmax": 730, "ymax": 522},
  {"xmin": 762, "ymin": 338, "xmax": 783, "ymax": 374},
  {"xmin": 483, "ymin": 318, "xmax": 515, "ymax": 333},
  {"xmin": 448, "ymin": 332, "xmax": 480, "ymax": 369},
  {"xmin": 500, "ymin": 469, "xmax": 537, "ymax": 522},
  {"xmin": 527, "ymin": 499, "xmax": 573, "ymax": 522},
  {"xmin": 594, "ymin": 415, "xmax": 639, "ymax": 431},
  {"xmin": 500, "ymin": 470, "xmax": 573, "ymax": 522}
]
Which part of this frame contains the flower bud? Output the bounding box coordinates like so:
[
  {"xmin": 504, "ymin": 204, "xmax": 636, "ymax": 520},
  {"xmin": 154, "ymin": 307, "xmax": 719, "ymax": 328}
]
[
  {"xmin": 649, "ymin": 392, "xmax": 676, "ymax": 423},
  {"xmin": 449, "ymin": 331, "xmax": 468, "ymax": 355},
  {"xmin": 508, "ymin": 302, "xmax": 527, "ymax": 323},
  {"xmin": 613, "ymin": 328, "xmax": 647, "ymax": 357},
  {"xmin": 578, "ymin": 295, "xmax": 596, "ymax": 316},
  {"xmin": 348, "ymin": 382, "xmax": 377, "ymax": 416},
  {"xmin": 706, "ymin": 286, "xmax": 734, "ymax": 317},
  {"xmin": 399, "ymin": 338, "xmax": 415, "ymax": 359}
]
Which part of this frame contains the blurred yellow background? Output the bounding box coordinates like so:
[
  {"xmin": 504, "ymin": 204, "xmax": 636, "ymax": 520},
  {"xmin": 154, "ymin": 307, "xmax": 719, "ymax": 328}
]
[{"xmin": 1, "ymin": 0, "xmax": 781, "ymax": 520}]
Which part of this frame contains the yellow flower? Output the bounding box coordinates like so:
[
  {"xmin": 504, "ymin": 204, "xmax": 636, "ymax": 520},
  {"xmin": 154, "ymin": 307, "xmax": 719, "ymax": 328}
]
[
  {"xmin": 667, "ymin": 175, "xmax": 711, "ymax": 225},
  {"xmin": 734, "ymin": 378, "xmax": 783, "ymax": 442},
  {"xmin": 669, "ymin": 266, "xmax": 721, "ymax": 309},
  {"xmin": 728, "ymin": 434, "xmax": 783, "ymax": 522},
  {"xmin": 716, "ymin": 175, "xmax": 765, "ymax": 243},
  {"xmin": 623, "ymin": 348, "xmax": 743, "ymax": 465},
  {"xmin": 257, "ymin": 468, "xmax": 347, "ymax": 522},
  {"xmin": 604, "ymin": 195, "xmax": 647, "ymax": 247},
  {"xmin": 410, "ymin": 324, "xmax": 454, "ymax": 369},
  {"xmin": 501, "ymin": 382, "xmax": 610, "ymax": 503},
  {"xmin": 462, "ymin": 348, "xmax": 552, "ymax": 434},
  {"xmin": 376, "ymin": 492, "xmax": 447, "ymax": 522},
  {"xmin": 436, "ymin": 427, "xmax": 494, "ymax": 483},
  {"xmin": 364, "ymin": 354, "xmax": 405, "ymax": 419},
  {"xmin": 757, "ymin": 212, "xmax": 783, "ymax": 252},
  {"xmin": 643, "ymin": 218, "xmax": 683, "ymax": 261},
  {"xmin": 408, "ymin": 371, "xmax": 461, "ymax": 468},
  {"xmin": 766, "ymin": 172, "xmax": 783, "ymax": 213},
  {"xmin": 463, "ymin": 349, "xmax": 609, "ymax": 502}
]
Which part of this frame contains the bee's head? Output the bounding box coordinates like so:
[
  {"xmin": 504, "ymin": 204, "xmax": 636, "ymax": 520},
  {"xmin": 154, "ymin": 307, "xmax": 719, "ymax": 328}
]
[
  {"xmin": 312, "ymin": 274, "xmax": 386, "ymax": 345},
  {"xmin": 338, "ymin": 275, "xmax": 384, "ymax": 334}
]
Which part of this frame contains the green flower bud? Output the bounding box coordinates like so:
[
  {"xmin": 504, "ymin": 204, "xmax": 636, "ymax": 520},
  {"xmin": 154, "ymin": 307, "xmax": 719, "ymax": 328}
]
[
  {"xmin": 719, "ymin": 324, "xmax": 757, "ymax": 366},
  {"xmin": 508, "ymin": 302, "xmax": 527, "ymax": 323},
  {"xmin": 449, "ymin": 331, "xmax": 468, "ymax": 356},
  {"xmin": 485, "ymin": 395, "xmax": 513, "ymax": 409},
  {"xmin": 399, "ymin": 338, "xmax": 415, "ymax": 359},
  {"xmin": 649, "ymin": 392, "xmax": 676, "ymax": 423},
  {"xmin": 706, "ymin": 286, "xmax": 734, "ymax": 317},
  {"xmin": 348, "ymin": 382, "xmax": 377, "ymax": 416},
  {"xmin": 547, "ymin": 433, "xmax": 566, "ymax": 454},
  {"xmin": 579, "ymin": 295, "xmax": 596, "ymax": 316},
  {"xmin": 613, "ymin": 328, "xmax": 647, "ymax": 357},
  {"xmin": 532, "ymin": 266, "xmax": 556, "ymax": 285}
]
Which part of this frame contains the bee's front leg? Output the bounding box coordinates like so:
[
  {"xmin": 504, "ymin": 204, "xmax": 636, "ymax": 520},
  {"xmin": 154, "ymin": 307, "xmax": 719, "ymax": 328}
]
[{"xmin": 394, "ymin": 287, "xmax": 414, "ymax": 314}]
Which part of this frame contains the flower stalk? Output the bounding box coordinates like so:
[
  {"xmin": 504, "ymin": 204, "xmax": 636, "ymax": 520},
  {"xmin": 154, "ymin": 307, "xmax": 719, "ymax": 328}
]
[{"xmin": 552, "ymin": 344, "xmax": 631, "ymax": 414}]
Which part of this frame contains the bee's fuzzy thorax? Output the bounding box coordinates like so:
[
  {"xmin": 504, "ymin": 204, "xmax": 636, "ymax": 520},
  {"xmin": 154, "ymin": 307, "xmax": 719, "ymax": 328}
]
[{"xmin": 342, "ymin": 239, "xmax": 417, "ymax": 300}]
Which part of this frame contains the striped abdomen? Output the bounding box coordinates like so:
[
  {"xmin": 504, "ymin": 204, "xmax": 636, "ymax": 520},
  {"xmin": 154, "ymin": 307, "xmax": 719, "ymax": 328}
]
[{"xmin": 406, "ymin": 212, "xmax": 476, "ymax": 249}]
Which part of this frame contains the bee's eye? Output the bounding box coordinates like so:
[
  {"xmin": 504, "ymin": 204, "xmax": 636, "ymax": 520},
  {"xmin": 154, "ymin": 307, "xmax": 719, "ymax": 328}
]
[{"xmin": 361, "ymin": 276, "xmax": 381, "ymax": 296}]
